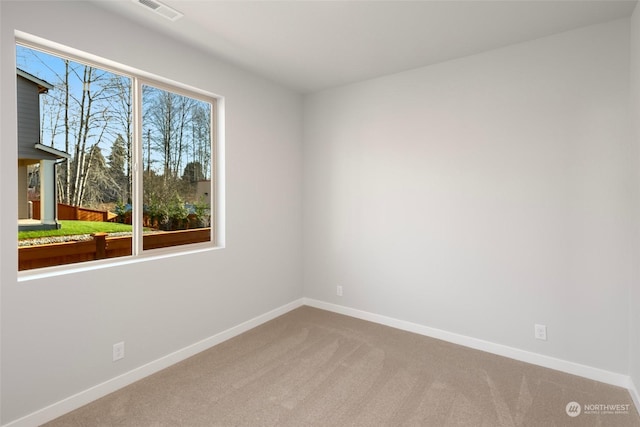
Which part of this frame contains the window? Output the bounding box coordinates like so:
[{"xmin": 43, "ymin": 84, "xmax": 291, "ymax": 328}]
[{"xmin": 16, "ymin": 36, "xmax": 221, "ymax": 272}]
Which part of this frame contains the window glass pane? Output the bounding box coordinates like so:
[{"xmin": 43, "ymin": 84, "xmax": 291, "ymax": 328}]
[
  {"xmin": 17, "ymin": 45, "xmax": 133, "ymax": 270},
  {"xmin": 141, "ymin": 84, "xmax": 212, "ymax": 251},
  {"xmin": 16, "ymin": 40, "xmax": 218, "ymax": 273}
]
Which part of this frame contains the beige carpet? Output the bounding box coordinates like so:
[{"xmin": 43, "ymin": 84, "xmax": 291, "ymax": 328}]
[{"xmin": 44, "ymin": 306, "xmax": 639, "ymax": 426}]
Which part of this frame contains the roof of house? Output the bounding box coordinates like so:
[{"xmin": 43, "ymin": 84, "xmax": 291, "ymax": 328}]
[
  {"xmin": 17, "ymin": 68, "xmax": 54, "ymax": 93},
  {"xmin": 34, "ymin": 143, "xmax": 70, "ymax": 160}
]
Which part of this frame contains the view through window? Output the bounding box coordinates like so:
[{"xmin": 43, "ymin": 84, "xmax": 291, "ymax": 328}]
[{"xmin": 17, "ymin": 42, "xmax": 216, "ymax": 272}]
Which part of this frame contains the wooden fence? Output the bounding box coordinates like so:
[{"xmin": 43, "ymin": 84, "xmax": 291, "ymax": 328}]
[
  {"xmin": 18, "ymin": 228, "xmax": 211, "ymax": 271},
  {"xmin": 30, "ymin": 201, "xmax": 114, "ymax": 222}
]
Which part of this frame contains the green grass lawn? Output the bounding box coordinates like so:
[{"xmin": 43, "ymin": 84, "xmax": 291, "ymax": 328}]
[{"xmin": 18, "ymin": 220, "xmax": 133, "ymax": 240}]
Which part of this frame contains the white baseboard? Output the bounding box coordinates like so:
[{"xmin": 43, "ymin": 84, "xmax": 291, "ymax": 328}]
[
  {"xmin": 3, "ymin": 298, "xmax": 305, "ymax": 427},
  {"xmin": 303, "ymin": 298, "xmax": 633, "ymax": 391}
]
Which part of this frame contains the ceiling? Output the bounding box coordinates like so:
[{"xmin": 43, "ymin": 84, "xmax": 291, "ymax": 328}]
[{"xmin": 94, "ymin": 0, "xmax": 637, "ymax": 94}]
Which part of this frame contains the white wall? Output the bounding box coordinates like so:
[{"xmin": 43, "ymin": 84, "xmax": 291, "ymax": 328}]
[
  {"xmin": 1, "ymin": 1, "xmax": 302, "ymax": 424},
  {"xmin": 629, "ymin": 4, "xmax": 640, "ymax": 402},
  {"xmin": 303, "ymin": 19, "xmax": 635, "ymax": 375}
]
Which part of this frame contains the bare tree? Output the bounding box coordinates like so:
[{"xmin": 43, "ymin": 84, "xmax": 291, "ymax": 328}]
[
  {"xmin": 189, "ymin": 104, "xmax": 211, "ymax": 179},
  {"xmin": 103, "ymin": 75, "xmax": 132, "ymax": 202}
]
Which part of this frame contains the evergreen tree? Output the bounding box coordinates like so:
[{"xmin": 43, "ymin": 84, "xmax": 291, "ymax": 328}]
[
  {"xmin": 80, "ymin": 145, "xmax": 118, "ymax": 207},
  {"xmin": 108, "ymin": 134, "xmax": 128, "ymax": 202},
  {"xmin": 182, "ymin": 161, "xmax": 204, "ymax": 183}
]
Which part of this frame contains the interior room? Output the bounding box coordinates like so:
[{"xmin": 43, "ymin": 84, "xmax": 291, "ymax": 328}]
[{"xmin": 1, "ymin": 0, "xmax": 640, "ymax": 425}]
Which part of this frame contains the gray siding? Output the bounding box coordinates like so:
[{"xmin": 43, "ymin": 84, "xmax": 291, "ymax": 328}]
[{"xmin": 17, "ymin": 75, "xmax": 57, "ymax": 161}]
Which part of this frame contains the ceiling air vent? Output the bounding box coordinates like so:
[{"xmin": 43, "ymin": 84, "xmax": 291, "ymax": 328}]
[{"xmin": 133, "ymin": 0, "xmax": 183, "ymax": 22}]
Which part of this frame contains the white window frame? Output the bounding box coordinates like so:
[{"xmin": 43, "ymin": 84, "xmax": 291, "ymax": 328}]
[{"xmin": 17, "ymin": 31, "xmax": 225, "ymax": 280}]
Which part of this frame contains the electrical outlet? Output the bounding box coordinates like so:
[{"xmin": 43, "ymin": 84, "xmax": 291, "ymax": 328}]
[
  {"xmin": 336, "ymin": 285, "xmax": 343, "ymax": 297},
  {"xmin": 113, "ymin": 341, "xmax": 125, "ymax": 361},
  {"xmin": 534, "ymin": 324, "xmax": 547, "ymax": 341}
]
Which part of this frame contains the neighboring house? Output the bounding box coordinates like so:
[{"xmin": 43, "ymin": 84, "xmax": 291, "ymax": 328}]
[
  {"xmin": 17, "ymin": 68, "xmax": 69, "ymax": 231},
  {"xmin": 195, "ymin": 180, "xmax": 211, "ymax": 205}
]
